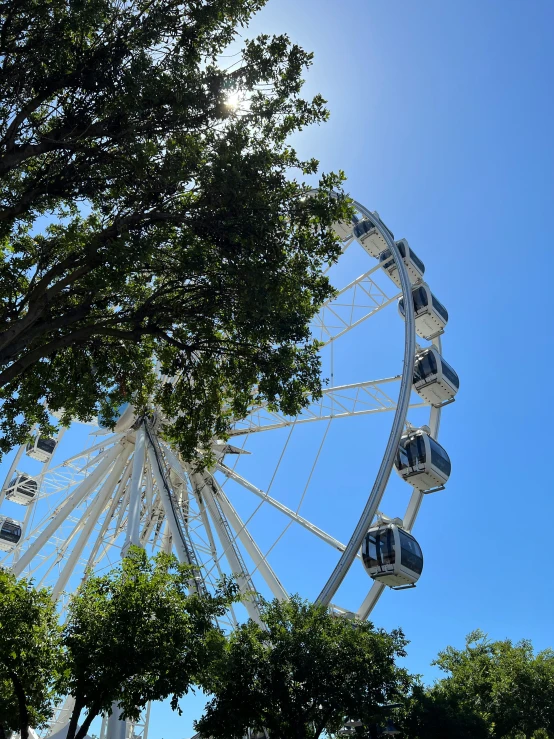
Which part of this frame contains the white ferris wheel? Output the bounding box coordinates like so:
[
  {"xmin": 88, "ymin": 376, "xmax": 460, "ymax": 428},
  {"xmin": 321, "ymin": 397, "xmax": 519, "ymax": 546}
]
[{"xmin": 0, "ymin": 197, "xmax": 458, "ymax": 739}]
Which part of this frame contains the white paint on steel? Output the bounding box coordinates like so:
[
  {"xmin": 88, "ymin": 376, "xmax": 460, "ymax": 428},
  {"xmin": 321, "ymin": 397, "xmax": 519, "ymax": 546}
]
[
  {"xmin": 192, "ymin": 470, "xmax": 262, "ymax": 624},
  {"xmin": 0, "ymin": 442, "xmax": 25, "ymax": 507},
  {"xmin": 12, "ymin": 442, "xmax": 122, "ymax": 576},
  {"xmin": 123, "ymin": 425, "xmax": 146, "ymax": 552},
  {"xmin": 316, "ymin": 203, "xmax": 416, "ymax": 607},
  {"xmin": 215, "ymin": 486, "xmax": 288, "ymax": 601},
  {"xmin": 216, "ymin": 462, "xmax": 361, "ymax": 559},
  {"xmin": 51, "ymin": 445, "xmax": 131, "ymax": 600},
  {"xmin": 146, "ymin": 442, "xmax": 191, "ymax": 567}
]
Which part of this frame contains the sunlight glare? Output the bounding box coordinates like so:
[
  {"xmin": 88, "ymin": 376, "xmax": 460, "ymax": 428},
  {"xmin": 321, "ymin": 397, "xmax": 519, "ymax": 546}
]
[{"xmin": 224, "ymin": 90, "xmax": 241, "ymax": 110}]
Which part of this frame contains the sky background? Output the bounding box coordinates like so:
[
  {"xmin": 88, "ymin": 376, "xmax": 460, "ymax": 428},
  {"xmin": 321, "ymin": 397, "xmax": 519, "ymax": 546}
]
[{"xmin": 2, "ymin": 1, "xmax": 554, "ymax": 737}]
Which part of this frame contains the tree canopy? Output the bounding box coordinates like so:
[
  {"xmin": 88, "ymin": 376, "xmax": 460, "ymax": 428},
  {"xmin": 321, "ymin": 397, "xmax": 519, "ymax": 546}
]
[
  {"xmin": 194, "ymin": 596, "xmax": 411, "ymax": 739},
  {"xmin": 63, "ymin": 548, "xmax": 237, "ymax": 739},
  {"xmin": 0, "ymin": 548, "xmax": 238, "ymax": 739},
  {"xmin": 0, "ymin": 0, "xmax": 350, "ymax": 459},
  {"xmin": 0, "ymin": 568, "xmax": 62, "ymax": 739},
  {"xmin": 401, "ymin": 630, "xmax": 554, "ymax": 739}
]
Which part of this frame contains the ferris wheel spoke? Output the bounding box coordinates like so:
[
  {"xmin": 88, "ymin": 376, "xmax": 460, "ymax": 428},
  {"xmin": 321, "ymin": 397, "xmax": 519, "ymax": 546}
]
[
  {"xmin": 23, "ymin": 442, "xmax": 115, "ymax": 507},
  {"xmin": 311, "ymin": 266, "xmax": 400, "ymax": 345},
  {"xmin": 230, "ymin": 377, "xmax": 428, "ymax": 436},
  {"xmin": 357, "ymin": 581, "xmax": 386, "ymax": 620},
  {"xmin": 189, "ymin": 486, "xmax": 239, "ymax": 628},
  {"xmin": 144, "ymin": 461, "xmax": 154, "ymax": 514},
  {"xmin": 151, "ymin": 516, "xmax": 167, "ymax": 552},
  {"xmin": 214, "ymin": 483, "xmax": 288, "ymax": 601},
  {"xmin": 51, "ymin": 446, "xmax": 132, "ymax": 600},
  {"xmin": 140, "ymin": 496, "xmax": 164, "ymax": 547},
  {"xmin": 81, "ymin": 466, "xmax": 132, "ymax": 578},
  {"xmin": 48, "ymin": 434, "xmax": 123, "ymax": 477},
  {"xmin": 215, "ymin": 462, "xmax": 362, "ymax": 561},
  {"xmin": 123, "ymin": 427, "xmax": 146, "ymax": 553},
  {"xmin": 36, "ymin": 451, "xmax": 132, "ymax": 591},
  {"xmin": 145, "ymin": 441, "xmax": 199, "ymax": 572},
  {"xmin": 190, "ymin": 470, "xmax": 263, "ymax": 624},
  {"xmin": 114, "ymin": 483, "xmax": 131, "ymax": 536},
  {"xmin": 27, "ymin": 546, "xmax": 59, "ymax": 584},
  {"xmin": 12, "ymin": 442, "xmax": 124, "ymax": 577}
]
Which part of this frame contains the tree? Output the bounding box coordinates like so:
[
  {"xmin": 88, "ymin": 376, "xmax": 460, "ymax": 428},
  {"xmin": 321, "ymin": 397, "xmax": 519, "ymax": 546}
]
[
  {"xmin": 400, "ymin": 682, "xmax": 490, "ymax": 739},
  {"xmin": 0, "ymin": 569, "xmax": 63, "ymax": 739},
  {"xmin": 194, "ymin": 596, "xmax": 412, "ymax": 739},
  {"xmin": 401, "ymin": 630, "xmax": 554, "ymax": 739},
  {"xmin": 61, "ymin": 547, "xmax": 238, "ymax": 739},
  {"xmin": 0, "ymin": 548, "xmax": 238, "ymax": 739},
  {"xmin": 0, "ymin": 0, "xmax": 350, "ymax": 460}
]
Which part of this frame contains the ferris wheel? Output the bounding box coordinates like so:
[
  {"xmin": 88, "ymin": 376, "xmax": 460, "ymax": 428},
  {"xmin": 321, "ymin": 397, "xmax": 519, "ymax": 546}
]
[{"xmin": 0, "ymin": 196, "xmax": 458, "ymax": 739}]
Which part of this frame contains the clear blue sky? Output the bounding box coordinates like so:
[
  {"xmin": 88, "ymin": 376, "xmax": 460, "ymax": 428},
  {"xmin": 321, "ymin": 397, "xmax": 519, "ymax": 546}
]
[{"xmin": 3, "ymin": 1, "xmax": 554, "ymax": 737}]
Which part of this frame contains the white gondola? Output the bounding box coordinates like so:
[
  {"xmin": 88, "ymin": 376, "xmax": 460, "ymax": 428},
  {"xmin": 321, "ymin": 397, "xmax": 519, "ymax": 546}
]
[
  {"xmin": 413, "ymin": 346, "xmax": 460, "ymax": 406},
  {"xmin": 26, "ymin": 434, "xmax": 57, "ymax": 463},
  {"xmin": 362, "ymin": 523, "xmax": 423, "ymax": 588},
  {"xmin": 0, "ymin": 516, "xmax": 23, "ymax": 552},
  {"xmin": 398, "ymin": 282, "xmax": 448, "ymax": 339},
  {"xmin": 352, "ymin": 212, "xmax": 392, "ymax": 257},
  {"xmin": 4, "ymin": 472, "xmax": 38, "ymax": 505},
  {"xmin": 395, "ymin": 427, "xmax": 451, "ymax": 491},
  {"xmin": 379, "ymin": 238, "xmax": 425, "ymax": 287}
]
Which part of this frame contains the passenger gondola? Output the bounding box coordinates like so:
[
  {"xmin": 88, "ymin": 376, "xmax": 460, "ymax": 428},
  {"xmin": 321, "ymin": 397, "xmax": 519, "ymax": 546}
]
[
  {"xmin": 352, "ymin": 212, "xmax": 393, "ymax": 257},
  {"xmin": 398, "ymin": 282, "xmax": 448, "ymax": 339},
  {"xmin": 413, "ymin": 347, "xmax": 460, "ymax": 405},
  {"xmin": 362, "ymin": 523, "xmax": 423, "ymax": 587},
  {"xmin": 0, "ymin": 516, "xmax": 22, "ymax": 552},
  {"xmin": 4, "ymin": 473, "xmax": 38, "ymax": 505},
  {"xmin": 26, "ymin": 434, "xmax": 57, "ymax": 463},
  {"xmin": 395, "ymin": 427, "xmax": 451, "ymax": 491},
  {"xmin": 379, "ymin": 238, "xmax": 425, "ymax": 287}
]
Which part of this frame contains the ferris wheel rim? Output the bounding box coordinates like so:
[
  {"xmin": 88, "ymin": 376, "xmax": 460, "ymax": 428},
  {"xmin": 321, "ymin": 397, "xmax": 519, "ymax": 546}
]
[{"xmin": 314, "ymin": 198, "xmax": 416, "ymax": 607}]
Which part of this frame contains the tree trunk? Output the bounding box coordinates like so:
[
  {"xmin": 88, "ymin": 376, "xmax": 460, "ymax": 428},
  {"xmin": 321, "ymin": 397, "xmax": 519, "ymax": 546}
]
[
  {"xmin": 74, "ymin": 703, "xmax": 102, "ymax": 739},
  {"xmin": 66, "ymin": 699, "xmax": 84, "ymax": 739},
  {"xmin": 0, "ymin": 723, "xmax": 7, "ymax": 739},
  {"xmin": 7, "ymin": 669, "xmax": 29, "ymax": 739}
]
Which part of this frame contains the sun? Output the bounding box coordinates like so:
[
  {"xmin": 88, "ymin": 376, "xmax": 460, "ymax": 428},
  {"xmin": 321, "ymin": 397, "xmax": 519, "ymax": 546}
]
[{"xmin": 224, "ymin": 90, "xmax": 241, "ymax": 110}]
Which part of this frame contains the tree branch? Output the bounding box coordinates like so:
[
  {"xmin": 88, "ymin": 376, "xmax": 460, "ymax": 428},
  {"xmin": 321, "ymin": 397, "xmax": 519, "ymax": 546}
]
[
  {"xmin": 0, "ymin": 325, "xmax": 98, "ymax": 386},
  {"xmin": 0, "ymin": 302, "xmax": 94, "ymax": 364}
]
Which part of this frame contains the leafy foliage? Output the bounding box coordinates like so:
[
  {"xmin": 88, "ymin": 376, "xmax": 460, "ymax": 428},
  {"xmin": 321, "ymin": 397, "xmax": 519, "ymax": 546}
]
[
  {"xmin": 401, "ymin": 630, "xmax": 554, "ymax": 739},
  {"xmin": 194, "ymin": 596, "xmax": 412, "ymax": 739},
  {"xmin": 0, "ymin": 549, "xmax": 238, "ymax": 739},
  {"xmin": 0, "ymin": 0, "xmax": 351, "ymax": 460},
  {"xmin": 0, "ymin": 569, "xmax": 63, "ymax": 739},
  {"xmin": 62, "ymin": 547, "xmax": 238, "ymax": 739}
]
